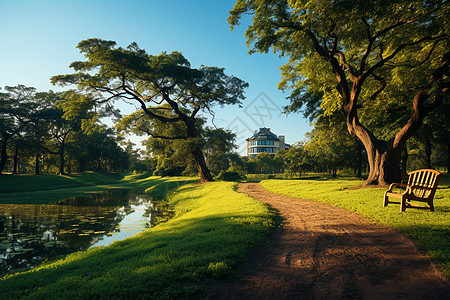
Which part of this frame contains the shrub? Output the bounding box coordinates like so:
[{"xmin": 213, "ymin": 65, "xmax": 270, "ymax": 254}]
[{"xmin": 216, "ymin": 171, "xmax": 243, "ymax": 181}]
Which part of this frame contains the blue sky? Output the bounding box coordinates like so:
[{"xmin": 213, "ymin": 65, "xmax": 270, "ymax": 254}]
[{"xmin": 0, "ymin": 0, "xmax": 310, "ymax": 154}]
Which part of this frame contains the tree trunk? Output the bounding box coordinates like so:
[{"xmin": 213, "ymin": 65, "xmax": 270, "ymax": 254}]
[
  {"xmin": 362, "ymin": 139, "xmax": 402, "ymax": 186},
  {"xmin": 35, "ymin": 152, "xmax": 40, "ymax": 175},
  {"xmin": 447, "ymin": 141, "xmax": 450, "ymax": 174},
  {"xmin": 0, "ymin": 134, "xmax": 10, "ymax": 174},
  {"xmin": 182, "ymin": 113, "xmax": 214, "ymax": 183},
  {"xmin": 13, "ymin": 145, "xmax": 18, "ymax": 175},
  {"xmin": 346, "ymin": 52, "xmax": 448, "ymax": 186},
  {"xmin": 332, "ymin": 165, "xmax": 337, "ymax": 178},
  {"xmin": 192, "ymin": 146, "xmax": 214, "ymax": 183},
  {"xmin": 357, "ymin": 141, "xmax": 362, "ymax": 178},
  {"xmin": 401, "ymin": 144, "xmax": 408, "ymax": 176},
  {"xmin": 59, "ymin": 141, "xmax": 66, "ymax": 175},
  {"xmin": 425, "ymin": 137, "xmax": 432, "ymax": 169}
]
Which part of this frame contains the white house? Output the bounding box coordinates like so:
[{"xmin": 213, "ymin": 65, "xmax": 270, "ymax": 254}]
[{"xmin": 246, "ymin": 127, "xmax": 290, "ymax": 158}]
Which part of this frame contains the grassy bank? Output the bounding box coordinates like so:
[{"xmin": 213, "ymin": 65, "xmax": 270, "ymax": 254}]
[
  {"xmin": 0, "ymin": 172, "xmax": 196, "ymax": 204},
  {"xmin": 260, "ymin": 176, "xmax": 450, "ymax": 276},
  {"xmin": 0, "ymin": 179, "xmax": 274, "ymax": 299}
]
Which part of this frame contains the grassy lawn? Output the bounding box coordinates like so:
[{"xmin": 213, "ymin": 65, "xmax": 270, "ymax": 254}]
[
  {"xmin": 0, "ymin": 172, "xmax": 196, "ymax": 204},
  {"xmin": 260, "ymin": 175, "xmax": 450, "ymax": 276},
  {"xmin": 0, "ymin": 178, "xmax": 274, "ymax": 299}
]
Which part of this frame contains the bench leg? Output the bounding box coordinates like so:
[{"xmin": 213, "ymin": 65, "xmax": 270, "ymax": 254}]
[
  {"xmin": 400, "ymin": 197, "xmax": 407, "ymax": 212},
  {"xmin": 383, "ymin": 192, "xmax": 389, "ymax": 207},
  {"xmin": 429, "ymin": 200, "xmax": 435, "ymax": 212}
]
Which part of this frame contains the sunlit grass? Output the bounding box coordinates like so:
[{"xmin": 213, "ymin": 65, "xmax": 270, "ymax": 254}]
[
  {"xmin": 0, "ymin": 172, "xmax": 125, "ymax": 193},
  {"xmin": 0, "ymin": 180, "xmax": 274, "ymax": 299},
  {"xmin": 260, "ymin": 175, "xmax": 450, "ymax": 276},
  {"xmin": 0, "ymin": 173, "xmax": 197, "ymax": 204}
]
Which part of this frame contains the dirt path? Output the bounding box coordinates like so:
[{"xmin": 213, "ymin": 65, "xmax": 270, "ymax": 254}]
[{"xmin": 206, "ymin": 183, "xmax": 449, "ymax": 299}]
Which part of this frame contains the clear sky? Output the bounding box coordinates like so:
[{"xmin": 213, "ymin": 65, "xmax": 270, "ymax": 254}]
[{"xmin": 0, "ymin": 0, "xmax": 310, "ymax": 154}]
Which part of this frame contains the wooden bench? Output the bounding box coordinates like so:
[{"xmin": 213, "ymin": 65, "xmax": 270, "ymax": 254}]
[{"xmin": 383, "ymin": 169, "xmax": 441, "ymax": 212}]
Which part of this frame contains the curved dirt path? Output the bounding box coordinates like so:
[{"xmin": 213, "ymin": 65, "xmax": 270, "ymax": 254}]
[{"xmin": 206, "ymin": 183, "xmax": 449, "ymax": 299}]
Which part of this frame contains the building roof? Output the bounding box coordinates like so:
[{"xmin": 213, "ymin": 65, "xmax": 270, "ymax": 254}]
[{"xmin": 247, "ymin": 127, "xmax": 279, "ymax": 141}]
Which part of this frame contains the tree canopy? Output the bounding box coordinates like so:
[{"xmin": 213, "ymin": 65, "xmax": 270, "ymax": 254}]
[
  {"xmin": 52, "ymin": 39, "xmax": 248, "ymax": 182},
  {"xmin": 229, "ymin": 0, "xmax": 449, "ymax": 185}
]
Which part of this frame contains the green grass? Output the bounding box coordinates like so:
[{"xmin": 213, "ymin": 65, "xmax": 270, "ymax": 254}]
[
  {"xmin": 0, "ymin": 172, "xmax": 126, "ymax": 194},
  {"xmin": 0, "ymin": 180, "xmax": 274, "ymax": 299},
  {"xmin": 0, "ymin": 172, "xmax": 198, "ymax": 204},
  {"xmin": 260, "ymin": 175, "xmax": 450, "ymax": 276}
]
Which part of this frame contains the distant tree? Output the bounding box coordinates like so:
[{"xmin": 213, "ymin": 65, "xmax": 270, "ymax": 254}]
[
  {"xmin": 68, "ymin": 126, "xmax": 128, "ymax": 172},
  {"xmin": 242, "ymin": 157, "xmax": 257, "ymax": 174},
  {"xmin": 203, "ymin": 127, "xmax": 238, "ymax": 175},
  {"xmin": 305, "ymin": 116, "xmax": 358, "ymax": 177},
  {"xmin": 281, "ymin": 142, "xmax": 309, "ymax": 177},
  {"xmin": 35, "ymin": 91, "xmax": 83, "ymax": 175},
  {"xmin": 124, "ymin": 141, "xmax": 148, "ymax": 173},
  {"xmin": 0, "ymin": 85, "xmax": 36, "ymax": 174},
  {"xmin": 227, "ymin": 153, "xmax": 247, "ymax": 176},
  {"xmin": 229, "ymin": 0, "xmax": 449, "ymax": 185},
  {"xmin": 254, "ymin": 152, "xmax": 277, "ymax": 174},
  {"xmin": 52, "ymin": 39, "xmax": 248, "ymax": 182},
  {"xmin": 421, "ymin": 99, "xmax": 450, "ymax": 173}
]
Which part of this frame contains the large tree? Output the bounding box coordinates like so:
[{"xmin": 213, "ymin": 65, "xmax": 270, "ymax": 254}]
[
  {"xmin": 52, "ymin": 39, "xmax": 248, "ymax": 183},
  {"xmin": 229, "ymin": 0, "xmax": 449, "ymax": 185}
]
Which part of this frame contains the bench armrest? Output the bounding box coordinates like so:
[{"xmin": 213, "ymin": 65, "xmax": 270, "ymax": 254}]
[{"xmin": 386, "ymin": 182, "xmax": 408, "ymax": 193}]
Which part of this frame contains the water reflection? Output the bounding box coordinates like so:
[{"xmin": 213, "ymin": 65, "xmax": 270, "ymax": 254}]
[{"xmin": 0, "ymin": 189, "xmax": 174, "ymax": 276}]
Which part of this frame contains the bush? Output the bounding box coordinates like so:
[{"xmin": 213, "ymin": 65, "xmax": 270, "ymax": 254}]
[
  {"xmin": 153, "ymin": 166, "xmax": 185, "ymax": 177},
  {"xmin": 216, "ymin": 171, "xmax": 243, "ymax": 181}
]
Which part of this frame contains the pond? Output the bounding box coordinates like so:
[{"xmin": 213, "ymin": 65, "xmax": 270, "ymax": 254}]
[{"xmin": 0, "ymin": 189, "xmax": 174, "ymax": 276}]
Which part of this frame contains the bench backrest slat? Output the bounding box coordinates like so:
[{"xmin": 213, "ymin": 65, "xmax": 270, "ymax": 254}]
[{"xmin": 407, "ymin": 169, "xmax": 441, "ymax": 199}]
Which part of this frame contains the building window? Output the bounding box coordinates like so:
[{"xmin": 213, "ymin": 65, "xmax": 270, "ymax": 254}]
[
  {"xmin": 253, "ymin": 140, "xmax": 274, "ymax": 146},
  {"xmin": 251, "ymin": 147, "xmax": 275, "ymax": 153}
]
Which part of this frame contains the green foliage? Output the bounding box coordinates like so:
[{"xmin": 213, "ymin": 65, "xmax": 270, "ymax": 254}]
[
  {"xmin": 230, "ymin": 0, "xmax": 449, "ymax": 120},
  {"xmin": 207, "ymin": 262, "xmax": 232, "ymax": 278},
  {"xmin": 261, "ymin": 177, "xmax": 450, "ymax": 276},
  {"xmin": 253, "ymin": 152, "xmax": 278, "ymax": 174},
  {"xmin": 203, "ymin": 127, "xmax": 238, "ymax": 175},
  {"xmin": 216, "ymin": 170, "xmax": 243, "ymax": 181},
  {"xmin": 230, "ymin": 0, "xmax": 450, "ymax": 184},
  {"xmin": 66, "ymin": 126, "xmax": 129, "ymax": 173},
  {"xmin": 305, "ymin": 115, "xmax": 360, "ymax": 176},
  {"xmin": 0, "ymin": 180, "xmax": 274, "ymax": 299},
  {"xmin": 0, "ymin": 85, "xmax": 131, "ymax": 175},
  {"xmin": 52, "ymin": 39, "xmax": 248, "ymax": 181},
  {"xmin": 278, "ymin": 142, "xmax": 309, "ymax": 177},
  {"xmin": 227, "ymin": 153, "xmax": 247, "ymax": 176},
  {"xmin": 0, "ymin": 85, "xmax": 47, "ymax": 174}
]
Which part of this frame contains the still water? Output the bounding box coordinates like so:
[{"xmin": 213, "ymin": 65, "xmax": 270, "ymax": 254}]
[{"xmin": 0, "ymin": 189, "xmax": 174, "ymax": 275}]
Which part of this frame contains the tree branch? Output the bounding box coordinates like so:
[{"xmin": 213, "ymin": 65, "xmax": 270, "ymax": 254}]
[
  {"xmin": 120, "ymin": 86, "xmax": 181, "ymax": 123},
  {"xmin": 370, "ymin": 73, "xmax": 387, "ymax": 101},
  {"xmin": 334, "ymin": 50, "xmax": 359, "ymax": 82},
  {"xmin": 360, "ymin": 34, "xmax": 449, "ymax": 86},
  {"xmin": 138, "ymin": 126, "xmax": 187, "ymax": 140},
  {"xmin": 360, "ymin": 17, "xmax": 375, "ymax": 75},
  {"xmin": 393, "ymin": 51, "xmax": 449, "ymax": 149}
]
